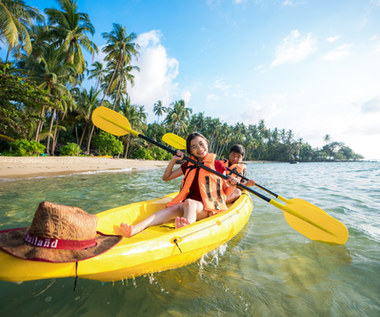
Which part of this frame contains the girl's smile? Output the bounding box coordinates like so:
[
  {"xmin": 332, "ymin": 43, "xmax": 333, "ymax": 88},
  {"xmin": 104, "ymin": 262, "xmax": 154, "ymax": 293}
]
[{"xmin": 190, "ymin": 136, "xmax": 208, "ymax": 160}]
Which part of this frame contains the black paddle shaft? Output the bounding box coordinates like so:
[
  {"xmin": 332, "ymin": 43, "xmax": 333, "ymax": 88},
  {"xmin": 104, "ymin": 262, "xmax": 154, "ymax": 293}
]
[
  {"xmin": 225, "ymin": 166, "xmax": 279, "ymax": 199},
  {"xmin": 139, "ymin": 134, "xmax": 271, "ymax": 203}
]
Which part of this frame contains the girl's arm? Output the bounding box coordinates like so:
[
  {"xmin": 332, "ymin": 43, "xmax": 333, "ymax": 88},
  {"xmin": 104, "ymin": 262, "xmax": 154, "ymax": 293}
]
[{"xmin": 162, "ymin": 150, "xmax": 185, "ymax": 181}]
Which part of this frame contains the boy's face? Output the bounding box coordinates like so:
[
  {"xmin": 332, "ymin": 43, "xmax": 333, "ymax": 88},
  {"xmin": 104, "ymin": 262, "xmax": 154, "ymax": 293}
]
[{"xmin": 229, "ymin": 151, "xmax": 244, "ymax": 165}]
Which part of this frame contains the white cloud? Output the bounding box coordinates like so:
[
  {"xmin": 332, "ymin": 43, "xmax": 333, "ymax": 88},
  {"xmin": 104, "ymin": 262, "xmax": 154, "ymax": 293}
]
[
  {"xmin": 323, "ymin": 44, "xmax": 351, "ymax": 60},
  {"xmin": 206, "ymin": 93, "xmax": 219, "ymax": 102},
  {"xmin": 326, "ymin": 35, "xmax": 340, "ymax": 43},
  {"xmin": 368, "ymin": 35, "xmax": 380, "ymax": 52},
  {"xmin": 369, "ymin": 34, "xmax": 377, "ymax": 41},
  {"xmin": 254, "ymin": 64, "xmax": 264, "ymax": 71},
  {"xmin": 128, "ymin": 30, "xmax": 179, "ymax": 113},
  {"xmin": 181, "ymin": 90, "xmax": 192, "ymax": 104},
  {"xmin": 271, "ymin": 30, "xmax": 316, "ymax": 67},
  {"xmin": 214, "ymin": 78, "xmax": 232, "ymax": 92},
  {"xmin": 93, "ymin": 45, "xmax": 107, "ymax": 64},
  {"xmin": 238, "ymin": 94, "xmax": 286, "ymax": 124},
  {"xmin": 360, "ymin": 95, "xmax": 380, "ymax": 113},
  {"xmin": 282, "ymin": 0, "xmax": 306, "ymax": 6}
]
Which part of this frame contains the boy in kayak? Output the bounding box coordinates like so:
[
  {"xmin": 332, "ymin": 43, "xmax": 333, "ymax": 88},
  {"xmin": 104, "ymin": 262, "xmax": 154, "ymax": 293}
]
[
  {"xmin": 120, "ymin": 132, "xmax": 238, "ymax": 237},
  {"xmin": 222, "ymin": 144, "xmax": 256, "ymax": 203}
]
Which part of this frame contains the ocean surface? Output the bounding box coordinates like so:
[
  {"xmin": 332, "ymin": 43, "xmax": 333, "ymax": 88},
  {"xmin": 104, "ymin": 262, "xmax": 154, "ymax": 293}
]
[{"xmin": 0, "ymin": 162, "xmax": 379, "ymax": 316}]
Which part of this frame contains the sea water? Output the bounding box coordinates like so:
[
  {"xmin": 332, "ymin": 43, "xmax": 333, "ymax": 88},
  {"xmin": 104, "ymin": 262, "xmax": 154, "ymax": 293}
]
[{"xmin": 0, "ymin": 162, "xmax": 379, "ymax": 316}]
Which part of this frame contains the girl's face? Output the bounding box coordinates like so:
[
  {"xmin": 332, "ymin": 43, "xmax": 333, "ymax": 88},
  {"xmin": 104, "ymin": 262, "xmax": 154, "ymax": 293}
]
[
  {"xmin": 229, "ymin": 151, "xmax": 244, "ymax": 165},
  {"xmin": 190, "ymin": 136, "xmax": 208, "ymax": 160}
]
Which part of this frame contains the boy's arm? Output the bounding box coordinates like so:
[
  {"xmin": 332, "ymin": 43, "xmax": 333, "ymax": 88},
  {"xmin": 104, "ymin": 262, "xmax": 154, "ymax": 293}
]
[{"xmin": 241, "ymin": 165, "xmax": 256, "ymax": 186}]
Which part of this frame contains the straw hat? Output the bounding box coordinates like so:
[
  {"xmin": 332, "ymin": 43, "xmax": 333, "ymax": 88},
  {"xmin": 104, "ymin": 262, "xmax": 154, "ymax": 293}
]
[{"xmin": 0, "ymin": 201, "xmax": 122, "ymax": 263}]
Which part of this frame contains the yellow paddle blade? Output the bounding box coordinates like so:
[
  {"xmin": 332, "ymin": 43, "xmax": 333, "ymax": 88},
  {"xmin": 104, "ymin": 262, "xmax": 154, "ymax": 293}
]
[
  {"xmin": 162, "ymin": 133, "xmax": 187, "ymax": 150},
  {"xmin": 271, "ymin": 198, "xmax": 348, "ymax": 245},
  {"xmin": 92, "ymin": 106, "xmax": 137, "ymax": 136}
]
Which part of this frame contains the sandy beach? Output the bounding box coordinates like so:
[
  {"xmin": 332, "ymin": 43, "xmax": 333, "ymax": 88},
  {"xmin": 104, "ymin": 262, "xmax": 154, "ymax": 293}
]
[{"xmin": 0, "ymin": 156, "xmax": 168, "ymax": 179}]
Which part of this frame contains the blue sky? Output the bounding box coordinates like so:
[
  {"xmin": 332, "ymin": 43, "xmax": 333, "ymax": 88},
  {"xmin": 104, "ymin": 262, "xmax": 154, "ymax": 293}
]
[{"xmin": 2, "ymin": 0, "xmax": 380, "ymax": 159}]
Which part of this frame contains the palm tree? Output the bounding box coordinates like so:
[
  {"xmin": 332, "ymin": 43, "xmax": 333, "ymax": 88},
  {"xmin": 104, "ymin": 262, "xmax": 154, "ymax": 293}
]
[
  {"xmin": 101, "ymin": 23, "xmax": 139, "ymax": 109},
  {"xmin": 119, "ymin": 98, "xmax": 147, "ymax": 158},
  {"xmin": 153, "ymin": 100, "xmax": 167, "ymax": 122},
  {"xmin": 205, "ymin": 117, "xmax": 223, "ymax": 154},
  {"xmin": 165, "ymin": 100, "xmax": 192, "ymax": 136},
  {"xmin": 45, "ymin": 0, "xmax": 98, "ymax": 76},
  {"xmin": 189, "ymin": 112, "xmax": 206, "ymax": 132},
  {"xmin": 0, "ymin": 0, "xmax": 43, "ymax": 62},
  {"xmin": 76, "ymin": 87, "xmax": 100, "ymax": 147},
  {"xmin": 217, "ymin": 122, "xmax": 232, "ymax": 158},
  {"xmin": 26, "ymin": 45, "xmax": 76, "ymax": 155},
  {"xmin": 88, "ymin": 61, "xmax": 106, "ymax": 91},
  {"xmin": 104, "ymin": 62, "xmax": 139, "ymax": 109},
  {"xmin": 15, "ymin": 23, "xmax": 55, "ymax": 142},
  {"xmin": 28, "ymin": 24, "xmax": 52, "ymax": 61},
  {"xmin": 85, "ymin": 100, "xmax": 114, "ymax": 155}
]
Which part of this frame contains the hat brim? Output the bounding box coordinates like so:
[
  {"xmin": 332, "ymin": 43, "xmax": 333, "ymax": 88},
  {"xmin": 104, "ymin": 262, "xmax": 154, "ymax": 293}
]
[{"xmin": 0, "ymin": 227, "xmax": 122, "ymax": 263}]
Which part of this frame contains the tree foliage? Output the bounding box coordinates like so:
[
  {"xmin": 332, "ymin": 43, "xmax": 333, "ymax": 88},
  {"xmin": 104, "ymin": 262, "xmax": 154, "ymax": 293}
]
[
  {"xmin": 0, "ymin": 62, "xmax": 54, "ymax": 140},
  {"xmin": 93, "ymin": 131, "xmax": 123, "ymax": 156},
  {"xmin": 0, "ymin": 2, "xmax": 364, "ymax": 162}
]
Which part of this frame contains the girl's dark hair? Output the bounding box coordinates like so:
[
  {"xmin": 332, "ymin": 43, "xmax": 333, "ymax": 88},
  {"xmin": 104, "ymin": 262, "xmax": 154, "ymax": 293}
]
[
  {"xmin": 229, "ymin": 144, "xmax": 245, "ymax": 157},
  {"xmin": 186, "ymin": 132, "xmax": 208, "ymax": 154}
]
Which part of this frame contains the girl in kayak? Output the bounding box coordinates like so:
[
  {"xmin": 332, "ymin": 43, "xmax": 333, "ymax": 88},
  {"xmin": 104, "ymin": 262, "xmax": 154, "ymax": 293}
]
[
  {"xmin": 222, "ymin": 144, "xmax": 256, "ymax": 203},
  {"xmin": 120, "ymin": 132, "xmax": 238, "ymax": 237}
]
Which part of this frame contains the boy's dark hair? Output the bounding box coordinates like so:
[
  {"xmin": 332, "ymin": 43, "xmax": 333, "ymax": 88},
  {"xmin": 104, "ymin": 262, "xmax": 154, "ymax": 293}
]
[
  {"xmin": 229, "ymin": 144, "xmax": 245, "ymax": 157},
  {"xmin": 186, "ymin": 132, "xmax": 208, "ymax": 155}
]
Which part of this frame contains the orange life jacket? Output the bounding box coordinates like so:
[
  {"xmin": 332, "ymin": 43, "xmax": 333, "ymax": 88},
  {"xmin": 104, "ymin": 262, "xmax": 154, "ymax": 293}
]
[
  {"xmin": 167, "ymin": 153, "xmax": 234, "ymax": 213},
  {"xmin": 221, "ymin": 159, "xmax": 247, "ymax": 182}
]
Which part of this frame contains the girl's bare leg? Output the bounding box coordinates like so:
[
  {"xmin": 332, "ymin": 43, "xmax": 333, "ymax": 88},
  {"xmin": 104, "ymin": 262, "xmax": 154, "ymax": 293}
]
[
  {"xmin": 120, "ymin": 203, "xmax": 184, "ymax": 237},
  {"xmin": 175, "ymin": 199, "xmax": 208, "ymax": 228}
]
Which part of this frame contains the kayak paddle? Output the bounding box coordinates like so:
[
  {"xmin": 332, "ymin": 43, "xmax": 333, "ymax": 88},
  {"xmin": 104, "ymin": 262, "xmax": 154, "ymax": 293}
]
[
  {"xmin": 162, "ymin": 133, "xmax": 316, "ymax": 205},
  {"xmin": 162, "ymin": 132, "xmax": 348, "ymax": 244},
  {"xmin": 92, "ymin": 106, "xmax": 348, "ymax": 245}
]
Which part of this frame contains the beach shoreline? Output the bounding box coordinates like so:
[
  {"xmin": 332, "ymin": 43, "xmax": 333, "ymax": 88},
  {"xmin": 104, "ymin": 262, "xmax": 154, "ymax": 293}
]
[
  {"xmin": 0, "ymin": 156, "xmax": 169, "ymax": 180},
  {"xmin": 0, "ymin": 156, "xmax": 275, "ymax": 180}
]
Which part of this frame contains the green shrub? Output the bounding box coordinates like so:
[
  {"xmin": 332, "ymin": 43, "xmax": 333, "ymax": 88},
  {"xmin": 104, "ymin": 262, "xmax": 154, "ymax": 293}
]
[
  {"xmin": 129, "ymin": 147, "xmax": 154, "ymax": 160},
  {"xmin": 9, "ymin": 139, "xmax": 46, "ymax": 156},
  {"xmin": 60, "ymin": 143, "xmax": 81, "ymax": 156},
  {"xmin": 151, "ymin": 147, "xmax": 171, "ymax": 160},
  {"xmin": 163, "ymin": 151, "xmax": 173, "ymax": 160},
  {"xmin": 93, "ymin": 131, "xmax": 123, "ymax": 156}
]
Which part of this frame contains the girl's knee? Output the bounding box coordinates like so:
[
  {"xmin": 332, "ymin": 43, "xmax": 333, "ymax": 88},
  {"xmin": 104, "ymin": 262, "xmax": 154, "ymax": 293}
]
[
  {"xmin": 183, "ymin": 199, "xmax": 195, "ymax": 208},
  {"xmin": 170, "ymin": 204, "xmax": 183, "ymax": 215}
]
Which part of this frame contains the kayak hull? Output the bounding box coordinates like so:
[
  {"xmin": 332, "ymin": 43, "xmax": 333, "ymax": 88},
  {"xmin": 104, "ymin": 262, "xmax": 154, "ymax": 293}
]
[{"xmin": 0, "ymin": 192, "xmax": 253, "ymax": 282}]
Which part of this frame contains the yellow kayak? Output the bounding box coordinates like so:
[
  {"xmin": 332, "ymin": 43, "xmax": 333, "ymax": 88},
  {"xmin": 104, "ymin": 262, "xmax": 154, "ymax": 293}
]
[{"xmin": 0, "ymin": 192, "xmax": 253, "ymax": 282}]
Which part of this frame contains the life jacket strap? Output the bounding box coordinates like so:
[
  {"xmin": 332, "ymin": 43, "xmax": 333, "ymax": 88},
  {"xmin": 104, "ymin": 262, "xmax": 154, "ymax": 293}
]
[{"xmin": 205, "ymin": 176, "xmax": 212, "ymax": 201}]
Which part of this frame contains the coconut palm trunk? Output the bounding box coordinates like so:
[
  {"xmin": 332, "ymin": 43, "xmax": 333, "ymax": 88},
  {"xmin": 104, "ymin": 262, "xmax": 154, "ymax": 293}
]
[
  {"xmin": 86, "ymin": 124, "xmax": 96, "ymax": 154},
  {"xmin": 35, "ymin": 106, "xmax": 46, "ymax": 142},
  {"xmin": 124, "ymin": 134, "xmax": 131, "ymax": 158},
  {"xmin": 79, "ymin": 124, "xmax": 87, "ymax": 147},
  {"xmin": 46, "ymin": 108, "xmax": 57, "ymax": 155},
  {"xmin": 99, "ymin": 56, "xmax": 122, "ymax": 109},
  {"xmin": 51, "ymin": 122, "xmax": 59, "ymax": 156}
]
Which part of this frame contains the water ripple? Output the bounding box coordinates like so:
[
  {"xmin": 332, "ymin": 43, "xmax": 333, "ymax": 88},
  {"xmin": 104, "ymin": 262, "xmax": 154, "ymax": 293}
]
[{"xmin": 0, "ymin": 162, "xmax": 380, "ymax": 316}]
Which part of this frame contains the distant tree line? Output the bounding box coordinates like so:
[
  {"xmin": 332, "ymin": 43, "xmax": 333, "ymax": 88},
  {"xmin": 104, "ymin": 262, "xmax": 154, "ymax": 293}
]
[{"xmin": 0, "ymin": 0, "xmax": 363, "ymax": 162}]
